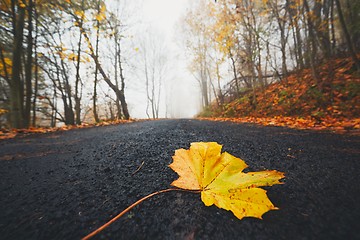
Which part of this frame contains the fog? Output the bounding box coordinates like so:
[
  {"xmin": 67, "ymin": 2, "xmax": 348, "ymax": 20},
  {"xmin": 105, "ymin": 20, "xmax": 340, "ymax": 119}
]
[{"xmin": 108, "ymin": 0, "xmax": 201, "ymax": 118}]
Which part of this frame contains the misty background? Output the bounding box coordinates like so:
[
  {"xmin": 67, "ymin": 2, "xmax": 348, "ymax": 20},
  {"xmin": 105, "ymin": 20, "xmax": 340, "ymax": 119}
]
[{"xmin": 105, "ymin": 0, "xmax": 202, "ymax": 118}]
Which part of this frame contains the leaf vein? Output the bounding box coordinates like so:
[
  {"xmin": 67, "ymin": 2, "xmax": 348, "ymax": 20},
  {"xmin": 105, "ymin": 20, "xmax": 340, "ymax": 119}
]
[{"xmin": 204, "ymin": 158, "xmax": 231, "ymax": 190}]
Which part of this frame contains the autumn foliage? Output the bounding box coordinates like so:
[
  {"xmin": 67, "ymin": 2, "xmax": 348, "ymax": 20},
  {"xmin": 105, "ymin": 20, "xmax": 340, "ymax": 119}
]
[
  {"xmin": 0, "ymin": 119, "xmax": 134, "ymax": 140},
  {"xmin": 199, "ymin": 56, "xmax": 360, "ymax": 132}
]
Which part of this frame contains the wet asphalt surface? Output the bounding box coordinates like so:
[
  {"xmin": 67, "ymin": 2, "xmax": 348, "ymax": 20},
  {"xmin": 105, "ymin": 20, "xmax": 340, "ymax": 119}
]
[{"xmin": 0, "ymin": 119, "xmax": 359, "ymax": 240}]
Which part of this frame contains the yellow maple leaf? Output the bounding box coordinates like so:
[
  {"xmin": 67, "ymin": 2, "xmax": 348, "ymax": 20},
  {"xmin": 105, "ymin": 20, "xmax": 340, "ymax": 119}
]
[{"xmin": 169, "ymin": 142, "xmax": 285, "ymax": 219}]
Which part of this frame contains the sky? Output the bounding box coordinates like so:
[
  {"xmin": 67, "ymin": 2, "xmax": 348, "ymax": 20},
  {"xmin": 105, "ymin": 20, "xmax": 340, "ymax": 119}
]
[{"xmin": 123, "ymin": 0, "xmax": 201, "ymax": 118}]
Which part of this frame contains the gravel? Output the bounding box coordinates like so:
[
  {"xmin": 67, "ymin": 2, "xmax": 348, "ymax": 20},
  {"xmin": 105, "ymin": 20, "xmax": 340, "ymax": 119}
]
[{"xmin": 0, "ymin": 119, "xmax": 359, "ymax": 240}]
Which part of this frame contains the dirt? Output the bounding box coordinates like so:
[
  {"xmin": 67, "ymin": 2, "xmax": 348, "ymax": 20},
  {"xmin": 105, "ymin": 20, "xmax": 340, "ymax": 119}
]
[{"xmin": 0, "ymin": 119, "xmax": 359, "ymax": 240}]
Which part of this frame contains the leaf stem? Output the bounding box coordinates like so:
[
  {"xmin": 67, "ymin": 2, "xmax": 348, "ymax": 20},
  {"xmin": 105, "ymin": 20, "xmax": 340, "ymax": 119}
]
[
  {"xmin": 82, "ymin": 188, "xmax": 199, "ymax": 240},
  {"xmin": 131, "ymin": 161, "xmax": 145, "ymax": 175}
]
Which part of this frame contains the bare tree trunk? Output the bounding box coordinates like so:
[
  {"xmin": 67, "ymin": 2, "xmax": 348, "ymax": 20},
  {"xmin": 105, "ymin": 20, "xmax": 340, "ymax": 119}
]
[
  {"xmin": 201, "ymin": 76, "xmax": 209, "ymax": 107},
  {"xmin": 60, "ymin": 57, "xmax": 75, "ymax": 125},
  {"xmin": 215, "ymin": 60, "xmax": 224, "ymax": 106},
  {"xmin": 93, "ymin": 1, "xmax": 101, "ymax": 123},
  {"xmin": 304, "ymin": 0, "xmax": 321, "ymax": 87},
  {"xmin": 98, "ymin": 59, "xmax": 130, "ymax": 120},
  {"xmin": 24, "ymin": 0, "xmax": 33, "ymax": 128},
  {"xmin": 279, "ymin": 26, "xmax": 288, "ymax": 78},
  {"xmin": 79, "ymin": 21, "xmax": 130, "ymax": 120},
  {"xmin": 206, "ymin": 67, "xmax": 220, "ymax": 107},
  {"xmin": 151, "ymin": 65, "xmax": 156, "ymax": 118},
  {"xmin": 251, "ymin": 58, "xmax": 257, "ymax": 108},
  {"xmin": 108, "ymin": 102, "xmax": 115, "ymax": 120},
  {"xmin": 144, "ymin": 54, "xmax": 151, "ymax": 119},
  {"xmin": 248, "ymin": 31, "xmax": 257, "ymax": 107},
  {"xmin": 92, "ymin": 79, "xmax": 99, "ymax": 122},
  {"xmin": 334, "ymin": 0, "xmax": 360, "ymax": 70},
  {"xmin": 32, "ymin": 2, "xmax": 38, "ymax": 126},
  {"xmin": 155, "ymin": 69, "xmax": 162, "ymax": 119},
  {"xmin": 74, "ymin": 28, "xmax": 82, "ymax": 125},
  {"xmin": 10, "ymin": 1, "xmax": 25, "ymax": 128},
  {"xmin": 51, "ymin": 88, "xmax": 57, "ymax": 127},
  {"xmin": 201, "ymin": 58, "xmax": 209, "ymax": 107},
  {"xmin": 330, "ymin": 0, "xmax": 336, "ymax": 52},
  {"xmin": 321, "ymin": 0, "xmax": 332, "ymax": 56},
  {"xmin": 229, "ymin": 51, "xmax": 240, "ymax": 97},
  {"xmin": 114, "ymin": 39, "xmax": 121, "ymax": 119},
  {"xmin": 93, "ymin": 13, "xmax": 100, "ymax": 123},
  {"xmin": 116, "ymin": 39, "xmax": 126, "ymax": 119},
  {"xmin": 345, "ymin": 0, "xmax": 360, "ymax": 49},
  {"xmin": 286, "ymin": 0, "xmax": 303, "ymax": 69}
]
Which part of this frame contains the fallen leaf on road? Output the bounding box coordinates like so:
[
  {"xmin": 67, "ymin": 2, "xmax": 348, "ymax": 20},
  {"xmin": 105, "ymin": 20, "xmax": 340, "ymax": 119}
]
[
  {"xmin": 169, "ymin": 142, "xmax": 285, "ymax": 219},
  {"xmin": 83, "ymin": 142, "xmax": 285, "ymax": 239}
]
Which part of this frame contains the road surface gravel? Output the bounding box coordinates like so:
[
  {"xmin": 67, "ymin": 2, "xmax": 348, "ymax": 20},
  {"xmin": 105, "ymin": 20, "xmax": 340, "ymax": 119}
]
[{"xmin": 0, "ymin": 119, "xmax": 359, "ymax": 239}]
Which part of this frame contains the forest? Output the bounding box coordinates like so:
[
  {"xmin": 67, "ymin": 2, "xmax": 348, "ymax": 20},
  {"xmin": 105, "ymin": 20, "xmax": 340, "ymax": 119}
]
[
  {"xmin": 184, "ymin": 0, "xmax": 359, "ymax": 131},
  {"xmin": 0, "ymin": 0, "xmax": 359, "ymax": 131},
  {"xmin": 0, "ymin": 0, "xmax": 135, "ymax": 129},
  {"xmin": 1, "ymin": 1, "xmax": 360, "ymax": 239}
]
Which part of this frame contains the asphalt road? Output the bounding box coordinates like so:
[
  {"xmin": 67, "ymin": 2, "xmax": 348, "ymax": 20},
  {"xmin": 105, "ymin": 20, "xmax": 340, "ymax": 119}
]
[{"xmin": 0, "ymin": 119, "xmax": 359, "ymax": 240}]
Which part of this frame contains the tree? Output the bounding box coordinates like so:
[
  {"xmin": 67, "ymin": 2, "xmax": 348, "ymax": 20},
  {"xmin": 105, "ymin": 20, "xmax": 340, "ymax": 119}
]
[
  {"xmin": 180, "ymin": 0, "xmax": 360, "ymax": 115},
  {"xmin": 1, "ymin": 0, "xmax": 138, "ymax": 128},
  {"xmin": 107, "ymin": 10, "xmax": 128, "ymax": 120},
  {"xmin": 138, "ymin": 32, "xmax": 168, "ymax": 119},
  {"xmin": 334, "ymin": 0, "xmax": 359, "ymax": 70},
  {"xmin": 73, "ymin": 0, "xmax": 85, "ymax": 125},
  {"xmin": 181, "ymin": 0, "xmax": 214, "ymax": 108},
  {"xmin": 24, "ymin": 0, "xmax": 33, "ymax": 127},
  {"xmin": 76, "ymin": 20, "xmax": 130, "ymax": 120},
  {"xmin": 9, "ymin": 0, "xmax": 26, "ymax": 128},
  {"xmin": 64, "ymin": 0, "xmax": 130, "ymax": 120},
  {"xmin": 92, "ymin": 0, "xmax": 102, "ymax": 123}
]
